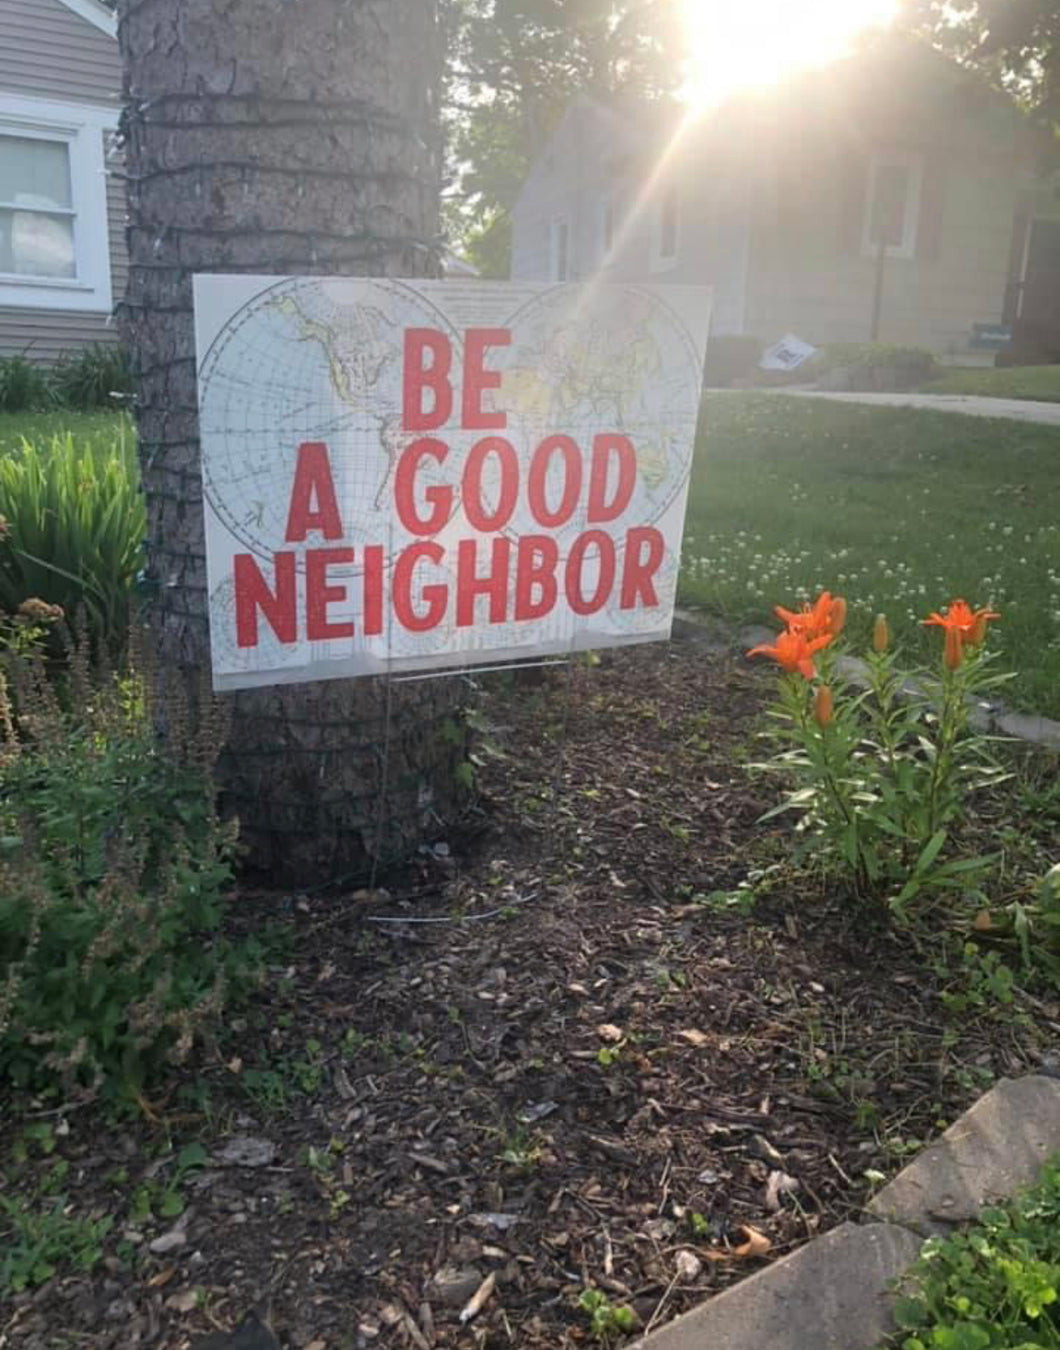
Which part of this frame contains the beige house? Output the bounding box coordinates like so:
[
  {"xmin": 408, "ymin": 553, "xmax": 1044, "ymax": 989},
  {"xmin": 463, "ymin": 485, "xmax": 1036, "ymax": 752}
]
[
  {"xmin": 0, "ymin": 0, "xmax": 126, "ymax": 362},
  {"xmin": 511, "ymin": 39, "xmax": 1044, "ymax": 362}
]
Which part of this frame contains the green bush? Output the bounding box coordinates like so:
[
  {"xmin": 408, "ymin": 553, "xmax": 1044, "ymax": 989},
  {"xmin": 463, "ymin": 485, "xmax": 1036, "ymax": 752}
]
[
  {"xmin": 704, "ymin": 335, "xmax": 764, "ymax": 387},
  {"xmin": 52, "ymin": 344, "xmax": 135, "ymax": 411},
  {"xmin": 0, "ymin": 356, "xmax": 54, "ymax": 414},
  {"xmin": 881, "ymin": 1157, "xmax": 1060, "ymax": 1350},
  {"xmin": 0, "ymin": 640, "xmax": 254, "ymax": 1101},
  {"xmin": 811, "ymin": 343, "xmax": 938, "ymax": 391},
  {"xmin": 0, "ymin": 431, "xmax": 145, "ymax": 639}
]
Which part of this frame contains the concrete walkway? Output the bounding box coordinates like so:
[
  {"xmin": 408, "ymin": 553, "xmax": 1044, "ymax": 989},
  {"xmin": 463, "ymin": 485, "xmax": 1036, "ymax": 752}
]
[{"xmin": 758, "ymin": 388, "xmax": 1060, "ymax": 427}]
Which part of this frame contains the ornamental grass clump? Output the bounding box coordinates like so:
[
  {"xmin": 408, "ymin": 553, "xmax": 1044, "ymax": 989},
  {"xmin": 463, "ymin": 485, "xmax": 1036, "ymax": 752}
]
[
  {"xmin": 749, "ymin": 591, "xmax": 1013, "ymax": 913},
  {"xmin": 0, "ymin": 431, "xmax": 145, "ymax": 643},
  {"xmin": 0, "ymin": 624, "xmax": 256, "ymax": 1103}
]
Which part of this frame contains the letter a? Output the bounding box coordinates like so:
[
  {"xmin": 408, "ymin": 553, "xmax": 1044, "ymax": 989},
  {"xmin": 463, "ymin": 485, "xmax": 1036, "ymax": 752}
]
[{"xmin": 285, "ymin": 441, "xmax": 343, "ymax": 542}]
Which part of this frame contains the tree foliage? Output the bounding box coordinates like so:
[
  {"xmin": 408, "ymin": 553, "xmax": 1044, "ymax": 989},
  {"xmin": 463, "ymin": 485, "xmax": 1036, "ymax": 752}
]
[
  {"xmin": 897, "ymin": 0, "xmax": 1060, "ymax": 159},
  {"xmin": 445, "ymin": 0, "xmax": 683, "ymax": 273}
]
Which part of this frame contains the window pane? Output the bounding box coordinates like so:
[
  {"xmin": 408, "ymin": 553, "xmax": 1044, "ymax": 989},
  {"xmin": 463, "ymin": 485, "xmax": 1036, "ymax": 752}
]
[
  {"xmin": 0, "ymin": 135, "xmax": 72, "ymax": 210},
  {"xmin": 0, "ymin": 207, "xmax": 76, "ymax": 277},
  {"xmin": 871, "ymin": 164, "xmax": 909, "ymax": 247}
]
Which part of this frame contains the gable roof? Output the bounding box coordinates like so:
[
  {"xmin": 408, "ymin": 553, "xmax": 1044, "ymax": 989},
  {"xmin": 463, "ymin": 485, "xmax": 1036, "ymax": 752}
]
[{"xmin": 56, "ymin": 0, "xmax": 116, "ymax": 40}]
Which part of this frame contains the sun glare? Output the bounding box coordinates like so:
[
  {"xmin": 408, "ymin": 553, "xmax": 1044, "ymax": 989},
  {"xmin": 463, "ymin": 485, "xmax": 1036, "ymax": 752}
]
[{"xmin": 682, "ymin": 0, "xmax": 898, "ymax": 109}]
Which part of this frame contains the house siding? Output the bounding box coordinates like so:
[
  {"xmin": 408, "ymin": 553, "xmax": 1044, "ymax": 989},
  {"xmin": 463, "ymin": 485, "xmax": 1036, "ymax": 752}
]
[
  {"xmin": 744, "ymin": 149, "xmax": 1020, "ymax": 356},
  {"xmin": 511, "ymin": 50, "xmax": 1034, "ymax": 358},
  {"xmin": 0, "ymin": 0, "xmax": 120, "ymax": 108},
  {"xmin": 0, "ymin": 0, "xmax": 126, "ymax": 360}
]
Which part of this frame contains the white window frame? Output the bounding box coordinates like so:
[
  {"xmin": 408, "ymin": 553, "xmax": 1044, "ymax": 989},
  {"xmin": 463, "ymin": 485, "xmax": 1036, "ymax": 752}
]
[
  {"xmin": 0, "ymin": 92, "xmax": 116, "ymax": 313},
  {"xmin": 550, "ymin": 215, "xmax": 570, "ymax": 282},
  {"xmin": 57, "ymin": 0, "xmax": 118, "ymax": 38},
  {"xmin": 651, "ymin": 183, "xmax": 680, "ymax": 273},
  {"xmin": 861, "ymin": 151, "xmax": 924, "ymax": 262}
]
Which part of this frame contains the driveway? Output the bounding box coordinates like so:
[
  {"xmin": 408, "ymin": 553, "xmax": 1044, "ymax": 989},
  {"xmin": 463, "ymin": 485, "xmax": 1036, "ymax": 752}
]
[{"xmin": 759, "ymin": 388, "xmax": 1060, "ymax": 427}]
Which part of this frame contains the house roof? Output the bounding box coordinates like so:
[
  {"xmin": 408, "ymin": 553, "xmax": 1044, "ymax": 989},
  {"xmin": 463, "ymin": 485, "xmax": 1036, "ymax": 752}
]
[{"xmin": 56, "ymin": 0, "xmax": 117, "ymax": 40}]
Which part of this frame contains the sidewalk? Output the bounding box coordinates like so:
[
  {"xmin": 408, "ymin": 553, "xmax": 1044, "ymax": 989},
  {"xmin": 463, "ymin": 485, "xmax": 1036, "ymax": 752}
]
[{"xmin": 751, "ymin": 388, "xmax": 1060, "ymax": 427}]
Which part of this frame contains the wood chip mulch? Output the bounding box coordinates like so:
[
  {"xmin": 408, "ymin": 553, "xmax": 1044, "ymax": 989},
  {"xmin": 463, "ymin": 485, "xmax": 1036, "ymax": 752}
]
[{"xmin": 2, "ymin": 642, "xmax": 1054, "ymax": 1350}]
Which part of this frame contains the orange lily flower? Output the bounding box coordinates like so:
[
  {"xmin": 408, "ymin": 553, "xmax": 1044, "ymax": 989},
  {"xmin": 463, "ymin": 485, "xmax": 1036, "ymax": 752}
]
[
  {"xmin": 748, "ymin": 629, "xmax": 833, "ymax": 680},
  {"xmin": 943, "ymin": 625, "xmax": 963, "ymax": 672},
  {"xmin": 776, "ymin": 591, "xmax": 847, "ymax": 641},
  {"xmin": 872, "ymin": 614, "xmax": 889, "ymax": 654},
  {"xmin": 922, "ymin": 600, "xmax": 999, "ymax": 644}
]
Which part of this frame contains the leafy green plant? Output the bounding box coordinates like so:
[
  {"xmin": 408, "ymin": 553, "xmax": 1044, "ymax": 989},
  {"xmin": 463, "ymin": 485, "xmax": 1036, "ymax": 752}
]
[
  {"xmin": 751, "ymin": 594, "xmax": 1011, "ymax": 911},
  {"xmin": 52, "ymin": 344, "xmax": 134, "ymax": 411},
  {"xmin": 0, "ymin": 430, "xmax": 145, "ymax": 639},
  {"xmin": 880, "ymin": 1158, "xmax": 1060, "ymax": 1350},
  {"xmin": 126, "ymin": 1142, "xmax": 207, "ymax": 1223},
  {"xmin": 970, "ymin": 864, "xmax": 1060, "ymax": 993},
  {"xmin": 939, "ymin": 944, "xmax": 1016, "ymax": 1015},
  {"xmin": 497, "ymin": 1126, "xmax": 542, "ymax": 1171},
  {"xmin": 0, "ymin": 1192, "xmax": 112, "ymax": 1294},
  {"xmin": 0, "ymin": 637, "xmax": 255, "ymax": 1102},
  {"xmin": 811, "ymin": 342, "xmax": 937, "ymax": 390},
  {"xmin": 577, "ymin": 1288, "xmax": 638, "ymax": 1343},
  {"xmin": 0, "ymin": 355, "xmax": 54, "ymax": 414}
]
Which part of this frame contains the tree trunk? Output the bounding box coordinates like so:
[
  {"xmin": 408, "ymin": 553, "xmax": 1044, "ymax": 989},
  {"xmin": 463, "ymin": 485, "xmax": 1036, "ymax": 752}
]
[{"xmin": 117, "ymin": 0, "xmax": 467, "ymax": 885}]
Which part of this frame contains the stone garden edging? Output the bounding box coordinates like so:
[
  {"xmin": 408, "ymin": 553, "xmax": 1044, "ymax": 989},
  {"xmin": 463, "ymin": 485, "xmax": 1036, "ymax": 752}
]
[
  {"xmin": 633, "ymin": 1075, "xmax": 1060, "ymax": 1350},
  {"xmin": 671, "ymin": 609, "xmax": 1060, "ymax": 751}
]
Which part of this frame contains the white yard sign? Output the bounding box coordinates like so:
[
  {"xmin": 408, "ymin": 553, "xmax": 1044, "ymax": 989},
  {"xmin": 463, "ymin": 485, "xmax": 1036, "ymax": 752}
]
[{"xmin": 193, "ymin": 276, "xmax": 711, "ymax": 691}]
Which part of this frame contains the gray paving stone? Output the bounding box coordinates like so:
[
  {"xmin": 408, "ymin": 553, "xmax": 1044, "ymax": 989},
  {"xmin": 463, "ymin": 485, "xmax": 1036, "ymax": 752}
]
[
  {"xmin": 997, "ymin": 711, "xmax": 1060, "ymax": 750},
  {"xmin": 632, "ymin": 1222, "xmax": 922, "ymax": 1350},
  {"xmin": 867, "ymin": 1075, "xmax": 1060, "ymax": 1236}
]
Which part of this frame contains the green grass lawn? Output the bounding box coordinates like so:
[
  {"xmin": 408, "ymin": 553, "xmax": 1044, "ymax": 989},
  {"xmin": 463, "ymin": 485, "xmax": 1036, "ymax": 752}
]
[
  {"xmin": 923, "ymin": 364, "xmax": 1060, "ymax": 402},
  {"xmin": 4, "ymin": 403, "xmax": 1059, "ymax": 718},
  {"xmin": 682, "ymin": 394, "xmax": 1060, "ymax": 718},
  {"xmin": 0, "ymin": 410, "xmax": 132, "ymax": 458}
]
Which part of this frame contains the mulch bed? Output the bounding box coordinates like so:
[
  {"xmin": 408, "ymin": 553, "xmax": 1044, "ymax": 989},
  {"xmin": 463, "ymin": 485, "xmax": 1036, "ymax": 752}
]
[{"xmin": 2, "ymin": 641, "xmax": 1054, "ymax": 1350}]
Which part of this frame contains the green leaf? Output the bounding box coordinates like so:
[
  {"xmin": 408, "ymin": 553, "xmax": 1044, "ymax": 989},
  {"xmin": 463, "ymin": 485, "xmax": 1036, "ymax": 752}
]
[{"xmin": 893, "ymin": 1296, "xmax": 927, "ymax": 1330}]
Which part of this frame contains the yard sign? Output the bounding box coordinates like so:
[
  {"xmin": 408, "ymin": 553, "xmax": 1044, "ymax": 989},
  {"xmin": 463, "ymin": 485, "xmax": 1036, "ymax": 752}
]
[{"xmin": 193, "ymin": 276, "xmax": 711, "ymax": 691}]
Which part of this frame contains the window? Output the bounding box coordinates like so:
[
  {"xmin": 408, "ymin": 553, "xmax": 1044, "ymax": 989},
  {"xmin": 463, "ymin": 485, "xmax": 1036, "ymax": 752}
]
[
  {"xmin": 550, "ymin": 217, "xmax": 570, "ymax": 281},
  {"xmin": 1, "ymin": 135, "xmax": 76, "ymax": 279},
  {"xmin": 862, "ymin": 152, "xmax": 923, "ymax": 261},
  {"xmin": 651, "ymin": 183, "xmax": 679, "ymax": 272},
  {"xmin": 0, "ymin": 93, "xmax": 116, "ymax": 312}
]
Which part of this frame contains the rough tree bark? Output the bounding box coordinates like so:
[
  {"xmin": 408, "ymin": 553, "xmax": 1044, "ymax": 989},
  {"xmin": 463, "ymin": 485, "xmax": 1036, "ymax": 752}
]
[{"xmin": 117, "ymin": 0, "xmax": 467, "ymax": 885}]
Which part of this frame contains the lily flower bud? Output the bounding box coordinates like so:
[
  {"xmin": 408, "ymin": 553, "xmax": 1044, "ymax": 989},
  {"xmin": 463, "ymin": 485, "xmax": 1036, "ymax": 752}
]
[{"xmin": 943, "ymin": 625, "xmax": 963, "ymax": 672}]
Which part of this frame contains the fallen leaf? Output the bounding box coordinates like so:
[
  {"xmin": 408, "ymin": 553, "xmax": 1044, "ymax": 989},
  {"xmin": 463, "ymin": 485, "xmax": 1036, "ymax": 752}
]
[
  {"xmin": 752, "ymin": 1133, "xmax": 785, "ymax": 1166},
  {"xmin": 467, "ymin": 1212, "xmax": 521, "ymax": 1231},
  {"xmin": 147, "ymin": 1267, "xmax": 177, "ymax": 1289},
  {"xmin": 675, "ymin": 1249, "xmax": 702, "ymax": 1282},
  {"xmin": 702, "ymin": 1224, "xmax": 772, "ymax": 1262},
  {"xmin": 596, "ymin": 1024, "xmax": 623, "ymax": 1043},
  {"xmin": 459, "ymin": 1272, "xmax": 496, "ymax": 1324},
  {"xmin": 164, "ymin": 1289, "xmax": 199, "ymax": 1313},
  {"xmin": 973, "ymin": 910, "xmax": 993, "ymax": 932},
  {"xmin": 215, "ymin": 1136, "xmax": 277, "ymax": 1168},
  {"xmin": 678, "ymin": 1029, "xmax": 710, "ymax": 1048},
  {"xmin": 764, "ymin": 1170, "xmax": 800, "ymax": 1212}
]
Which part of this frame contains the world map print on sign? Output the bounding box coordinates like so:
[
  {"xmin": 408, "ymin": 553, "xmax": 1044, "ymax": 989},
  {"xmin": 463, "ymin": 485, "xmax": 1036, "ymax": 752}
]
[{"xmin": 194, "ymin": 276, "xmax": 712, "ymax": 691}]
